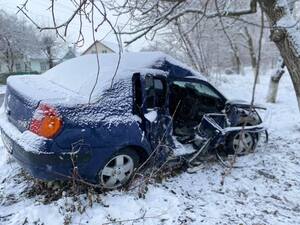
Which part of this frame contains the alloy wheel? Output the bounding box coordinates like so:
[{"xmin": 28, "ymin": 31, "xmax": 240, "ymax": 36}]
[
  {"xmin": 99, "ymin": 154, "xmax": 135, "ymax": 189},
  {"xmin": 232, "ymin": 132, "xmax": 254, "ymax": 154}
]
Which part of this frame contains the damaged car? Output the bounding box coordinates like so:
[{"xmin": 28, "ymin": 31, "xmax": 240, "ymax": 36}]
[{"xmin": 0, "ymin": 52, "xmax": 266, "ymax": 189}]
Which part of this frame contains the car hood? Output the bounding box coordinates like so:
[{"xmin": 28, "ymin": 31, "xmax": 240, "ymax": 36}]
[{"xmin": 226, "ymin": 99, "xmax": 266, "ymax": 110}]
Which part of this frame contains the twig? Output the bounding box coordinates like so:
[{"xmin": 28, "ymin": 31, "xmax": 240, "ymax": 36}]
[
  {"xmin": 87, "ymin": 1, "xmax": 101, "ymax": 104},
  {"xmin": 220, "ymin": 4, "xmax": 265, "ymax": 186},
  {"xmin": 251, "ymin": 4, "xmax": 264, "ymax": 105},
  {"xmin": 102, "ymin": 212, "xmax": 166, "ymax": 225}
]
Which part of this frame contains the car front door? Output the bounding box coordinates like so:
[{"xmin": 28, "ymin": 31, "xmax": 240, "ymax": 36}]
[{"xmin": 138, "ymin": 74, "xmax": 173, "ymax": 153}]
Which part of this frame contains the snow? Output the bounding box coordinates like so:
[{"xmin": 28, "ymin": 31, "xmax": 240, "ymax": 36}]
[
  {"xmin": 1, "ymin": 72, "xmax": 300, "ymax": 224},
  {"xmin": 7, "ymin": 75, "xmax": 87, "ymax": 105},
  {"xmin": 7, "ymin": 52, "xmax": 204, "ymax": 105},
  {"xmin": 41, "ymin": 51, "xmax": 204, "ymax": 102},
  {"xmin": 57, "ymin": 79, "xmax": 137, "ymax": 127},
  {"xmin": 144, "ymin": 110, "xmax": 158, "ymax": 122},
  {"xmin": 172, "ymin": 139, "xmax": 196, "ymax": 156}
]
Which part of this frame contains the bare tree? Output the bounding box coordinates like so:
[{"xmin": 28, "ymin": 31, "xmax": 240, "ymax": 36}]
[
  {"xmin": 243, "ymin": 26, "xmax": 258, "ymax": 76},
  {"xmin": 17, "ymin": 0, "xmax": 300, "ymax": 111},
  {"xmin": 112, "ymin": 0, "xmax": 300, "ymax": 110},
  {"xmin": 40, "ymin": 33, "xmax": 63, "ymax": 69},
  {"xmin": 260, "ymin": 0, "xmax": 300, "ymax": 110},
  {"xmin": 175, "ymin": 16, "xmax": 211, "ymax": 75},
  {"xmin": 266, "ymin": 0, "xmax": 296, "ymax": 103},
  {"xmin": 267, "ymin": 59, "xmax": 285, "ymax": 103},
  {"xmin": 143, "ymin": 15, "xmax": 255, "ymax": 76},
  {"xmin": 0, "ymin": 10, "xmax": 40, "ymax": 73}
]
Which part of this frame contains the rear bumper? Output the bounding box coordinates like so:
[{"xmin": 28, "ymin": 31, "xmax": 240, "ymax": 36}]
[{"xmin": 0, "ymin": 115, "xmax": 91, "ymax": 181}]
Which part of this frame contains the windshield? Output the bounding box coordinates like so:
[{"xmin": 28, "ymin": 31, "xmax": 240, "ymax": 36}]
[{"xmin": 173, "ymin": 81, "xmax": 222, "ymax": 99}]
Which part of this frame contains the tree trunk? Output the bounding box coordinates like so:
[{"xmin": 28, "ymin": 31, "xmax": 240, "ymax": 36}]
[
  {"xmin": 5, "ymin": 49, "xmax": 14, "ymax": 73},
  {"xmin": 5, "ymin": 50, "xmax": 11, "ymax": 73},
  {"xmin": 235, "ymin": 52, "xmax": 241, "ymax": 75},
  {"xmin": 261, "ymin": 0, "xmax": 300, "ymax": 111},
  {"xmin": 4, "ymin": 37, "xmax": 14, "ymax": 73},
  {"xmin": 244, "ymin": 26, "xmax": 259, "ymax": 82},
  {"xmin": 231, "ymin": 45, "xmax": 241, "ymax": 74},
  {"xmin": 266, "ymin": 60, "xmax": 285, "ymax": 103},
  {"xmin": 9, "ymin": 48, "xmax": 14, "ymax": 73},
  {"xmin": 47, "ymin": 46, "xmax": 54, "ymax": 69}
]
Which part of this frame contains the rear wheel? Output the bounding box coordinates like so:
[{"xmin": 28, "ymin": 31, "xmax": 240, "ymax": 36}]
[{"xmin": 98, "ymin": 149, "xmax": 139, "ymax": 189}]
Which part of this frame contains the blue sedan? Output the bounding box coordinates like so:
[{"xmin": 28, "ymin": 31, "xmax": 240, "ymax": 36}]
[{"xmin": 0, "ymin": 52, "xmax": 260, "ymax": 189}]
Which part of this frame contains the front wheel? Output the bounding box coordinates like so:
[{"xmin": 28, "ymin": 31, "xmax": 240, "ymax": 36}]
[
  {"xmin": 98, "ymin": 149, "xmax": 139, "ymax": 189},
  {"xmin": 226, "ymin": 131, "xmax": 258, "ymax": 155}
]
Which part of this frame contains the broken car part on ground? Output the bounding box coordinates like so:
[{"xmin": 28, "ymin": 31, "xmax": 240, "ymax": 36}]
[{"xmin": 0, "ymin": 52, "xmax": 267, "ymax": 189}]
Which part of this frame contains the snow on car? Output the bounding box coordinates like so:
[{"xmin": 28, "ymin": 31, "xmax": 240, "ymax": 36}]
[{"xmin": 0, "ymin": 52, "xmax": 265, "ymax": 189}]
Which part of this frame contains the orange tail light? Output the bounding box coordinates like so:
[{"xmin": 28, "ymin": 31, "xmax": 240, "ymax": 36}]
[{"xmin": 29, "ymin": 104, "xmax": 62, "ymax": 139}]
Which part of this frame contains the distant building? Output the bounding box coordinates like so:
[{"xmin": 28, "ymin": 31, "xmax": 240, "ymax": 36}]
[
  {"xmin": 59, "ymin": 46, "xmax": 78, "ymax": 63},
  {"xmin": 82, "ymin": 40, "xmax": 121, "ymax": 55},
  {"xmin": 0, "ymin": 53, "xmax": 49, "ymax": 74},
  {"xmin": 0, "ymin": 46, "xmax": 79, "ymax": 75}
]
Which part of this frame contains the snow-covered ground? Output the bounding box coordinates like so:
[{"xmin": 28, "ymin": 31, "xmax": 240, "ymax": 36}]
[{"xmin": 0, "ymin": 73, "xmax": 300, "ymax": 225}]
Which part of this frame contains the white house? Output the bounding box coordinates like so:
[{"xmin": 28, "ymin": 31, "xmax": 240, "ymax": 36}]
[
  {"xmin": 0, "ymin": 47, "xmax": 79, "ymax": 75},
  {"xmin": 0, "ymin": 41, "xmax": 121, "ymax": 75},
  {"xmin": 0, "ymin": 53, "xmax": 49, "ymax": 74},
  {"xmin": 82, "ymin": 40, "xmax": 121, "ymax": 55}
]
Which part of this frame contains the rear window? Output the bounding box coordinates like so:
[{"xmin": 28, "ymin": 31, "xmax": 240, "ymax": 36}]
[{"xmin": 42, "ymin": 54, "xmax": 133, "ymax": 102}]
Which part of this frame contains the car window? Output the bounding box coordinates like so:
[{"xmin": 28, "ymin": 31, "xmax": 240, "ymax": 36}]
[
  {"xmin": 145, "ymin": 76, "xmax": 166, "ymax": 109},
  {"xmin": 154, "ymin": 79, "xmax": 164, "ymax": 90},
  {"xmin": 145, "ymin": 76, "xmax": 153, "ymax": 91},
  {"xmin": 173, "ymin": 81, "xmax": 220, "ymax": 99},
  {"xmin": 195, "ymin": 83, "xmax": 221, "ymax": 99}
]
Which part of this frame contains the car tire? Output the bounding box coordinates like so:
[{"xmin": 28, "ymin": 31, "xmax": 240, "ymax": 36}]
[
  {"xmin": 226, "ymin": 131, "xmax": 258, "ymax": 155},
  {"xmin": 98, "ymin": 148, "xmax": 139, "ymax": 189}
]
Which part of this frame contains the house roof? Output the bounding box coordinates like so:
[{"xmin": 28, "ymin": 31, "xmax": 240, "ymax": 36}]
[
  {"xmin": 61, "ymin": 47, "xmax": 77, "ymax": 60},
  {"xmin": 81, "ymin": 40, "xmax": 121, "ymax": 55},
  {"xmin": 101, "ymin": 41, "xmax": 120, "ymax": 53}
]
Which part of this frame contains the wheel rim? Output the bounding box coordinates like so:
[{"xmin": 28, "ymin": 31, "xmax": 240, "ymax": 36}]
[
  {"xmin": 232, "ymin": 132, "xmax": 254, "ymax": 154},
  {"xmin": 99, "ymin": 154, "xmax": 134, "ymax": 189}
]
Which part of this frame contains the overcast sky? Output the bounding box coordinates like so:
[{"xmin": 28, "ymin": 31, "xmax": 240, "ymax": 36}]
[{"xmin": 0, "ymin": 0, "xmax": 148, "ymax": 53}]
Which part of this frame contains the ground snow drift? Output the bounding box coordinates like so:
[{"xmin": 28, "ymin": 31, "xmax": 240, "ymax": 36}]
[{"xmin": 0, "ymin": 73, "xmax": 300, "ymax": 225}]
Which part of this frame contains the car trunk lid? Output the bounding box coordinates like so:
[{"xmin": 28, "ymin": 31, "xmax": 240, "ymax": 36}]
[{"xmin": 5, "ymin": 75, "xmax": 87, "ymax": 132}]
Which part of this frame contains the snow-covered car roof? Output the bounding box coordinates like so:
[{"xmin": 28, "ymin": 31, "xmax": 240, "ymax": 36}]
[
  {"xmin": 7, "ymin": 52, "xmax": 205, "ymax": 105},
  {"xmin": 42, "ymin": 51, "xmax": 205, "ymax": 101}
]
